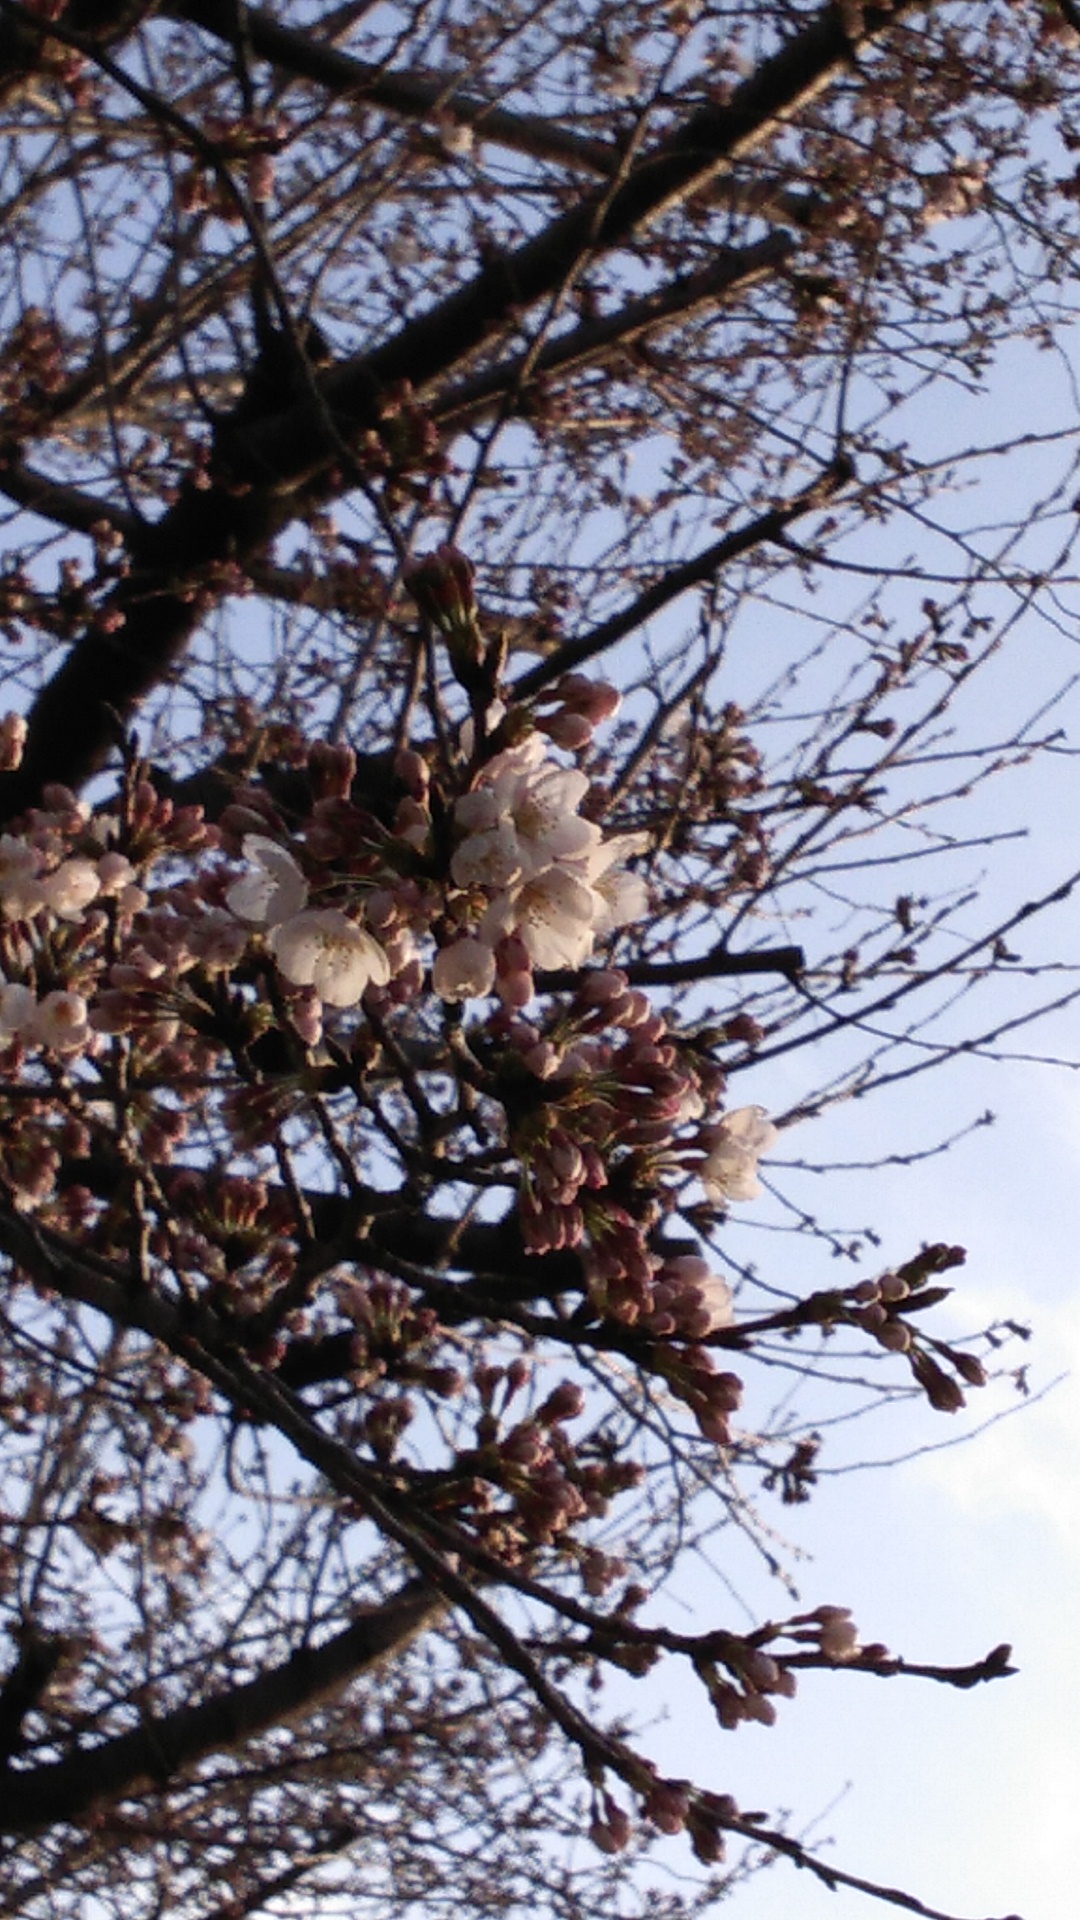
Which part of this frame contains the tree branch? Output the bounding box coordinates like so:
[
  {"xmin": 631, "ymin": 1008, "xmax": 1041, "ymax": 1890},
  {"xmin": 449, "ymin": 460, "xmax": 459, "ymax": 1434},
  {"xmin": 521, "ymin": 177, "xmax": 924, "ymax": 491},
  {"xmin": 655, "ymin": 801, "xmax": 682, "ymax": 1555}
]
[
  {"xmin": 0, "ymin": 1, "xmax": 912, "ymax": 818},
  {"xmin": 433, "ymin": 232, "xmax": 799, "ymax": 432},
  {"xmin": 170, "ymin": 0, "xmax": 823, "ymax": 225},
  {"xmin": 231, "ymin": 2, "xmax": 919, "ymax": 489},
  {"xmin": 0, "ymin": 447, "xmax": 141, "ymax": 543},
  {"xmin": 724, "ymin": 1810, "xmax": 1023, "ymax": 1920},
  {"xmin": 169, "ymin": 0, "xmax": 619, "ymax": 175},
  {"xmin": 538, "ymin": 944, "xmax": 806, "ymax": 993},
  {"xmin": 0, "ymin": 1579, "xmax": 440, "ymax": 1835},
  {"xmin": 514, "ymin": 455, "xmax": 855, "ymax": 699}
]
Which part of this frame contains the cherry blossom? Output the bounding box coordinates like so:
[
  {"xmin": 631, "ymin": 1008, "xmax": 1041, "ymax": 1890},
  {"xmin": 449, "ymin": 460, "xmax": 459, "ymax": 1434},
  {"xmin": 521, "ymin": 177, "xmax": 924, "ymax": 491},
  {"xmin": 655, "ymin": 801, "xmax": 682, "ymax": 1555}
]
[
  {"xmin": 586, "ymin": 834, "xmax": 648, "ymax": 937},
  {"xmin": 226, "ymin": 834, "xmax": 309, "ymax": 926},
  {"xmin": 480, "ymin": 864, "xmax": 599, "ymax": 970},
  {"xmin": 432, "ymin": 934, "xmax": 497, "ymax": 1001},
  {"xmin": 269, "ymin": 908, "xmax": 390, "ymax": 1007},
  {"xmin": 453, "ymin": 733, "xmax": 599, "ymax": 889},
  {"xmin": 40, "ymin": 856, "xmax": 101, "ymax": 920},
  {"xmin": 700, "ymin": 1106, "xmax": 779, "ymax": 1204},
  {"xmin": 32, "ymin": 989, "xmax": 92, "ymax": 1053},
  {"xmin": 0, "ymin": 835, "xmax": 44, "ymax": 919}
]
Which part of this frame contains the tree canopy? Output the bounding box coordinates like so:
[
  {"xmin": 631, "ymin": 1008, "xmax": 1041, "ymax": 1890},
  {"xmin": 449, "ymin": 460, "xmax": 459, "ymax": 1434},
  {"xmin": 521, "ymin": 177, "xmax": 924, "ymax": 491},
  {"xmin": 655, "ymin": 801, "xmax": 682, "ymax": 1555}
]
[{"xmin": 1, "ymin": 3, "xmax": 1079, "ymax": 1917}]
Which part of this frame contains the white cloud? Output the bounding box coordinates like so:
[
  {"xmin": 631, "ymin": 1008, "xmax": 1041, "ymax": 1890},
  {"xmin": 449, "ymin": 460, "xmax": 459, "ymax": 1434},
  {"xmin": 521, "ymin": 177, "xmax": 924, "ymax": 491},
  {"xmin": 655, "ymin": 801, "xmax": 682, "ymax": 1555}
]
[{"xmin": 913, "ymin": 1282, "xmax": 1080, "ymax": 1556}]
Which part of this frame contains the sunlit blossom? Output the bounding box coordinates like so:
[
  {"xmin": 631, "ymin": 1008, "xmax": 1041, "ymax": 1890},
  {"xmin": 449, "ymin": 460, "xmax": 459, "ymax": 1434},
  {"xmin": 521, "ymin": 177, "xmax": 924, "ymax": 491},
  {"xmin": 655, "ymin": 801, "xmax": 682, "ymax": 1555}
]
[
  {"xmin": 586, "ymin": 834, "xmax": 648, "ymax": 936},
  {"xmin": 431, "ymin": 935, "xmax": 497, "ymax": 1001},
  {"xmin": 269, "ymin": 909, "xmax": 390, "ymax": 1006},
  {"xmin": 0, "ymin": 835, "xmax": 44, "ymax": 919},
  {"xmin": 701, "ymin": 1105, "xmax": 779, "ymax": 1203},
  {"xmin": 453, "ymin": 734, "xmax": 600, "ymax": 889},
  {"xmin": 450, "ymin": 818, "xmax": 523, "ymax": 890},
  {"xmin": 226, "ymin": 835, "xmax": 309, "ymax": 926},
  {"xmin": 482, "ymin": 865, "xmax": 598, "ymax": 970},
  {"xmin": 95, "ymin": 851, "xmax": 137, "ymax": 896},
  {"xmin": 40, "ymin": 857, "xmax": 101, "ymax": 921},
  {"xmin": 33, "ymin": 989, "xmax": 91, "ymax": 1053}
]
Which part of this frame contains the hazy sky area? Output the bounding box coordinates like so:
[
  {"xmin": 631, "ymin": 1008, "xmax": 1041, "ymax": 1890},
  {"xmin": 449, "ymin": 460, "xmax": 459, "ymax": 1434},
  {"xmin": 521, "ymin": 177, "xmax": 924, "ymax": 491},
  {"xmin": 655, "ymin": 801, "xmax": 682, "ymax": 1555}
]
[{"xmin": 591, "ymin": 327, "xmax": 1080, "ymax": 1920}]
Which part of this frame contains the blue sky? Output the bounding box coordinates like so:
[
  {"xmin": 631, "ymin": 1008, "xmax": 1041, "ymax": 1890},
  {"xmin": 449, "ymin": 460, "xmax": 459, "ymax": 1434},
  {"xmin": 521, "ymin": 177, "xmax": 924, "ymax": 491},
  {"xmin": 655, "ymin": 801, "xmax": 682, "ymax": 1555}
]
[
  {"xmin": 560, "ymin": 309, "xmax": 1080, "ymax": 1920},
  {"xmin": 605, "ymin": 1048, "xmax": 1080, "ymax": 1920}
]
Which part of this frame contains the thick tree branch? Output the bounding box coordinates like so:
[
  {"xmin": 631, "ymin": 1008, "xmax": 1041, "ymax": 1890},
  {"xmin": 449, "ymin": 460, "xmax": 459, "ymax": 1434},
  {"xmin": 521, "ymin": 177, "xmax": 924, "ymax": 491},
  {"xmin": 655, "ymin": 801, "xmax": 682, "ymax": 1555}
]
[
  {"xmin": 169, "ymin": 0, "xmax": 618, "ymax": 175},
  {"xmin": 0, "ymin": 448, "xmax": 141, "ymax": 543},
  {"xmin": 0, "ymin": 0, "xmax": 152, "ymax": 98},
  {"xmin": 0, "ymin": 1633, "xmax": 69, "ymax": 1767},
  {"xmin": 0, "ymin": 1, "xmax": 912, "ymax": 820},
  {"xmin": 538, "ymin": 945, "xmax": 807, "ymax": 993},
  {"xmin": 433, "ymin": 232, "xmax": 799, "ymax": 431},
  {"xmin": 169, "ymin": 0, "xmax": 822, "ymax": 225},
  {"xmin": 0, "ymin": 1578, "xmax": 440, "ymax": 1835},
  {"xmin": 231, "ymin": 2, "xmax": 919, "ymax": 488}
]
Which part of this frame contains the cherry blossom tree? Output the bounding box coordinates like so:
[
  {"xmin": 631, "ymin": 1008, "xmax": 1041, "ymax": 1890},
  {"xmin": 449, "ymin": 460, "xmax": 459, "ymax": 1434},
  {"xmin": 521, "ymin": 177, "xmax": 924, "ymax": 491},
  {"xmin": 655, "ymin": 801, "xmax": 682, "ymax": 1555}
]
[{"xmin": 2, "ymin": 3, "xmax": 1080, "ymax": 1918}]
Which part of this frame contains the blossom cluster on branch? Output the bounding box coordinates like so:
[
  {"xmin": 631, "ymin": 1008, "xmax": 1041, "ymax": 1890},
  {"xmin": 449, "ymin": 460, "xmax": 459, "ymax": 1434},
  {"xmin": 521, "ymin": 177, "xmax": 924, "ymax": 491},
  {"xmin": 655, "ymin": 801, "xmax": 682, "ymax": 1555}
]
[{"xmin": 0, "ymin": 549, "xmax": 995, "ymax": 1891}]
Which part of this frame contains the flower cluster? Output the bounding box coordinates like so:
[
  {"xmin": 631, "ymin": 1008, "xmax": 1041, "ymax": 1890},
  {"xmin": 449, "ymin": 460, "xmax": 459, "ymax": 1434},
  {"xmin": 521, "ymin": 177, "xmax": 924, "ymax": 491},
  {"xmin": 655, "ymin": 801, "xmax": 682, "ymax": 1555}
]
[
  {"xmin": 443, "ymin": 1363, "xmax": 646, "ymax": 1560},
  {"xmin": 438, "ymin": 730, "xmax": 646, "ymax": 1003},
  {"xmin": 0, "ymin": 818, "xmax": 152, "ymax": 1072},
  {"xmin": 0, "ymin": 306, "xmax": 67, "ymax": 437},
  {"xmin": 0, "ymin": 508, "xmax": 1009, "ymax": 1917},
  {"xmin": 846, "ymin": 1244, "xmax": 985, "ymax": 1411},
  {"xmin": 219, "ymin": 710, "xmax": 645, "ymax": 1016},
  {"xmin": 506, "ymin": 971, "xmax": 708, "ymax": 1265},
  {"xmin": 226, "ymin": 834, "xmax": 392, "ymax": 1008}
]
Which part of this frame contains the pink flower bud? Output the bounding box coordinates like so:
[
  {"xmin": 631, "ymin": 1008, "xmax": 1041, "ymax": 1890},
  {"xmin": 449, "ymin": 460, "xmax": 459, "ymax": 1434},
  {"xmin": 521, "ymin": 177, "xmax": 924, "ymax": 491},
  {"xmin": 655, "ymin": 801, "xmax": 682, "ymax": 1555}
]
[
  {"xmin": 578, "ymin": 968, "xmax": 628, "ymax": 1005},
  {"xmin": 538, "ymin": 710, "xmax": 593, "ymax": 750},
  {"xmin": 404, "ymin": 545, "xmax": 478, "ymax": 641},
  {"xmin": 308, "ymin": 741, "xmax": 356, "ymax": 800},
  {"xmin": 951, "ymin": 1350, "xmax": 988, "ymax": 1387},
  {"xmin": 394, "ymin": 747, "xmax": 429, "ymax": 798},
  {"xmin": 643, "ymin": 1781, "xmax": 690, "ymax": 1834},
  {"xmin": 537, "ymin": 1381, "xmax": 586, "ymax": 1425},
  {"xmin": 0, "ymin": 711, "xmax": 27, "ymax": 771}
]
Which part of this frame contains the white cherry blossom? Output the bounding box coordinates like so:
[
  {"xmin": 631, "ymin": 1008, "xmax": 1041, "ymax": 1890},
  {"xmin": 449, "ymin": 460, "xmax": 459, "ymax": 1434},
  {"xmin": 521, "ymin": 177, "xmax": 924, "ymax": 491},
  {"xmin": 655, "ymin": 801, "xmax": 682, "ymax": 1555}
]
[
  {"xmin": 586, "ymin": 834, "xmax": 648, "ymax": 936},
  {"xmin": 226, "ymin": 835, "xmax": 309, "ymax": 926},
  {"xmin": 450, "ymin": 818, "xmax": 524, "ymax": 891},
  {"xmin": 481, "ymin": 865, "xmax": 598, "ymax": 970},
  {"xmin": 95, "ymin": 851, "xmax": 138, "ymax": 897},
  {"xmin": 701, "ymin": 1106, "xmax": 779, "ymax": 1203},
  {"xmin": 269, "ymin": 909, "xmax": 390, "ymax": 1007},
  {"xmin": 454, "ymin": 734, "xmax": 600, "ymax": 889},
  {"xmin": 432, "ymin": 935, "xmax": 497, "ymax": 1001},
  {"xmin": 40, "ymin": 858, "xmax": 101, "ymax": 921},
  {"xmin": 33, "ymin": 989, "xmax": 91, "ymax": 1053},
  {"xmin": 0, "ymin": 836, "xmax": 44, "ymax": 919}
]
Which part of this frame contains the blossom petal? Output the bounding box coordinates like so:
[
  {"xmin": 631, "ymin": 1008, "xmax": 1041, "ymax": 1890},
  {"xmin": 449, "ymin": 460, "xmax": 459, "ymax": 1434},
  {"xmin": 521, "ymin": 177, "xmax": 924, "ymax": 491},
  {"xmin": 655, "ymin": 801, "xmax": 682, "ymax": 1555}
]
[
  {"xmin": 227, "ymin": 835, "xmax": 309, "ymax": 926},
  {"xmin": 270, "ymin": 910, "xmax": 390, "ymax": 1007}
]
